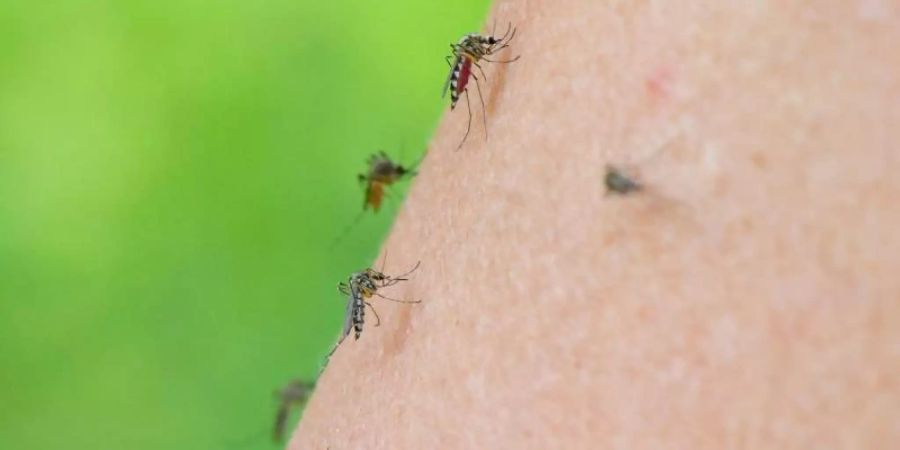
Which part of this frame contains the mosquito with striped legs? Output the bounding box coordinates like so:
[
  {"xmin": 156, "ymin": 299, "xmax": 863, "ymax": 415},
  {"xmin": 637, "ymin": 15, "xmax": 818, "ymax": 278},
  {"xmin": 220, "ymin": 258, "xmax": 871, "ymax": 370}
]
[
  {"xmin": 443, "ymin": 22, "xmax": 520, "ymax": 150},
  {"xmin": 328, "ymin": 260, "xmax": 422, "ymax": 357}
]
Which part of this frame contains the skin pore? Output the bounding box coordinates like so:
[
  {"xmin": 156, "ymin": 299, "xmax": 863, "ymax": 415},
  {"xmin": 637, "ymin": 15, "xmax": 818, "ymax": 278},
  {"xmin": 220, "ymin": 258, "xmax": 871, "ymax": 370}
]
[{"xmin": 293, "ymin": 0, "xmax": 900, "ymax": 448}]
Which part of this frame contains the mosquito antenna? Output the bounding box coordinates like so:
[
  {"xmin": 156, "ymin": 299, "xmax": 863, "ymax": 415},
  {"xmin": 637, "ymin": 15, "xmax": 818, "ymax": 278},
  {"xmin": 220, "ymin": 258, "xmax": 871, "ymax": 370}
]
[
  {"xmin": 503, "ymin": 23, "xmax": 516, "ymax": 44},
  {"xmin": 400, "ymin": 260, "xmax": 422, "ymax": 278},
  {"xmin": 387, "ymin": 260, "xmax": 421, "ymax": 282},
  {"xmin": 488, "ymin": 25, "xmax": 518, "ymax": 60}
]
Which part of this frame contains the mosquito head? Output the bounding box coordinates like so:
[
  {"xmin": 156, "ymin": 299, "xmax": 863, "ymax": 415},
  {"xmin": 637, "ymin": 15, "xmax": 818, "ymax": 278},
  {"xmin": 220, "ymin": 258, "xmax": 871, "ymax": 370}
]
[
  {"xmin": 486, "ymin": 23, "xmax": 516, "ymax": 51},
  {"xmin": 349, "ymin": 269, "xmax": 384, "ymax": 297},
  {"xmin": 363, "ymin": 268, "xmax": 388, "ymax": 282}
]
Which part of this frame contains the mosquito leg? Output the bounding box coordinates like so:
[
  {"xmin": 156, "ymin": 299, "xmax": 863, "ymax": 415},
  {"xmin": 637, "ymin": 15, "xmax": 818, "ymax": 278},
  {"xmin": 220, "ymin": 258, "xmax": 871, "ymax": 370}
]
[
  {"xmin": 382, "ymin": 186, "xmax": 405, "ymax": 212},
  {"xmin": 327, "ymin": 209, "xmax": 366, "ymax": 250},
  {"xmin": 365, "ymin": 301, "xmax": 382, "ymax": 326},
  {"xmin": 475, "ymin": 62, "xmax": 488, "ymax": 82},
  {"xmin": 482, "ymin": 55, "xmax": 521, "ymax": 64},
  {"xmin": 378, "ymin": 249, "xmax": 389, "ymax": 274},
  {"xmin": 457, "ymin": 89, "xmax": 473, "ymax": 151},
  {"xmin": 473, "ymin": 74, "xmax": 488, "ymax": 141},
  {"xmin": 374, "ymin": 292, "xmax": 422, "ymax": 304}
]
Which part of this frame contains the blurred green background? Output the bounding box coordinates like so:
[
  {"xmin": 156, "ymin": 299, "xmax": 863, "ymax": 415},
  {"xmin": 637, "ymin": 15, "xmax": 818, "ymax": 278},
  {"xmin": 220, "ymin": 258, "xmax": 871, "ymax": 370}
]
[{"xmin": 0, "ymin": 1, "xmax": 489, "ymax": 448}]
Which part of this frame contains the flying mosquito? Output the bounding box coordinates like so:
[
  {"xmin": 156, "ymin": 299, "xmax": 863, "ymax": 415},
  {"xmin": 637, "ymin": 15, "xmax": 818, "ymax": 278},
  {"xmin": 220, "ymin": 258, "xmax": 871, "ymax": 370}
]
[
  {"xmin": 272, "ymin": 379, "xmax": 316, "ymax": 443},
  {"xmin": 359, "ymin": 151, "xmax": 418, "ymax": 212},
  {"xmin": 225, "ymin": 378, "xmax": 316, "ymax": 449},
  {"xmin": 328, "ymin": 261, "xmax": 422, "ymax": 357},
  {"xmin": 328, "ymin": 151, "xmax": 421, "ymax": 249},
  {"xmin": 443, "ymin": 22, "xmax": 520, "ymax": 150}
]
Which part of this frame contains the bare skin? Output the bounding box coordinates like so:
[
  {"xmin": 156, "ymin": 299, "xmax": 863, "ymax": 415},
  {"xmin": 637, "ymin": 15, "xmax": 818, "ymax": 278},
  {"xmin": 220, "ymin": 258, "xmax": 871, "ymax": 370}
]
[{"xmin": 293, "ymin": 0, "xmax": 900, "ymax": 448}]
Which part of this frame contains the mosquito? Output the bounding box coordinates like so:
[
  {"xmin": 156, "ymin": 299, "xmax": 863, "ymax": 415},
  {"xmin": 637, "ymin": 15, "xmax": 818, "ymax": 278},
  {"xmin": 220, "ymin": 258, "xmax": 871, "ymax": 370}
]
[
  {"xmin": 272, "ymin": 379, "xmax": 316, "ymax": 443},
  {"xmin": 328, "ymin": 261, "xmax": 422, "ymax": 357},
  {"xmin": 224, "ymin": 378, "xmax": 316, "ymax": 448},
  {"xmin": 328, "ymin": 151, "xmax": 421, "ymax": 249},
  {"xmin": 443, "ymin": 22, "xmax": 520, "ymax": 150},
  {"xmin": 604, "ymin": 164, "xmax": 643, "ymax": 195},
  {"xmin": 359, "ymin": 151, "xmax": 419, "ymax": 213}
]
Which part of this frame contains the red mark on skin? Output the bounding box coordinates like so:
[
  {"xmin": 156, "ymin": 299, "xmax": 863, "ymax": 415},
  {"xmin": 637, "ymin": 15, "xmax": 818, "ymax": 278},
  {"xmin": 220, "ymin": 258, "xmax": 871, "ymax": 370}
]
[
  {"xmin": 457, "ymin": 56, "xmax": 473, "ymax": 96},
  {"xmin": 645, "ymin": 66, "xmax": 674, "ymax": 102}
]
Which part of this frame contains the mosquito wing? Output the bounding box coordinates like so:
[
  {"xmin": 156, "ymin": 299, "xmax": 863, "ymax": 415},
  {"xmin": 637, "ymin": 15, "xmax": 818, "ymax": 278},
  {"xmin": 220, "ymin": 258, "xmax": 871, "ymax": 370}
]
[
  {"xmin": 442, "ymin": 55, "xmax": 461, "ymax": 98},
  {"xmin": 340, "ymin": 284, "xmax": 359, "ymax": 339}
]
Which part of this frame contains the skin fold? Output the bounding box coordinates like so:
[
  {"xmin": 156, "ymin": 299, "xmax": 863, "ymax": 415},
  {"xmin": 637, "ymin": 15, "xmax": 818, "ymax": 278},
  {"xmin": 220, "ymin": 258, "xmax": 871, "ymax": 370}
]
[{"xmin": 293, "ymin": 0, "xmax": 900, "ymax": 448}]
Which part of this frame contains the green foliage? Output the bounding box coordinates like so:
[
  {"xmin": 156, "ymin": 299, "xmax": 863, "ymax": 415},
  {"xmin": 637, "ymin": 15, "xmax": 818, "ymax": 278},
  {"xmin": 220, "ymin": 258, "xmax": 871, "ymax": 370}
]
[{"xmin": 0, "ymin": 1, "xmax": 489, "ymax": 448}]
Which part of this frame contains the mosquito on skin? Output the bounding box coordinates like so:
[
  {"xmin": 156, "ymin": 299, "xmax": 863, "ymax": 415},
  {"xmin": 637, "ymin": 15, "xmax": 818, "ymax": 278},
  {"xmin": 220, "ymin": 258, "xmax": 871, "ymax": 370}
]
[
  {"xmin": 443, "ymin": 22, "xmax": 520, "ymax": 150},
  {"xmin": 604, "ymin": 164, "xmax": 643, "ymax": 195},
  {"xmin": 327, "ymin": 261, "xmax": 422, "ymax": 357}
]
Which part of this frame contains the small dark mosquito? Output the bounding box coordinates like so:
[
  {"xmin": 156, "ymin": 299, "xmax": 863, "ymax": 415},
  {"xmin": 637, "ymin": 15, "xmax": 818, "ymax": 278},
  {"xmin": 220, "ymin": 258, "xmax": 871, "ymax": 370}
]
[
  {"xmin": 443, "ymin": 22, "xmax": 520, "ymax": 150},
  {"xmin": 605, "ymin": 164, "xmax": 643, "ymax": 195},
  {"xmin": 358, "ymin": 151, "xmax": 418, "ymax": 213},
  {"xmin": 328, "ymin": 261, "xmax": 422, "ymax": 357},
  {"xmin": 272, "ymin": 379, "xmax": 316, "ymax": 443}
]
